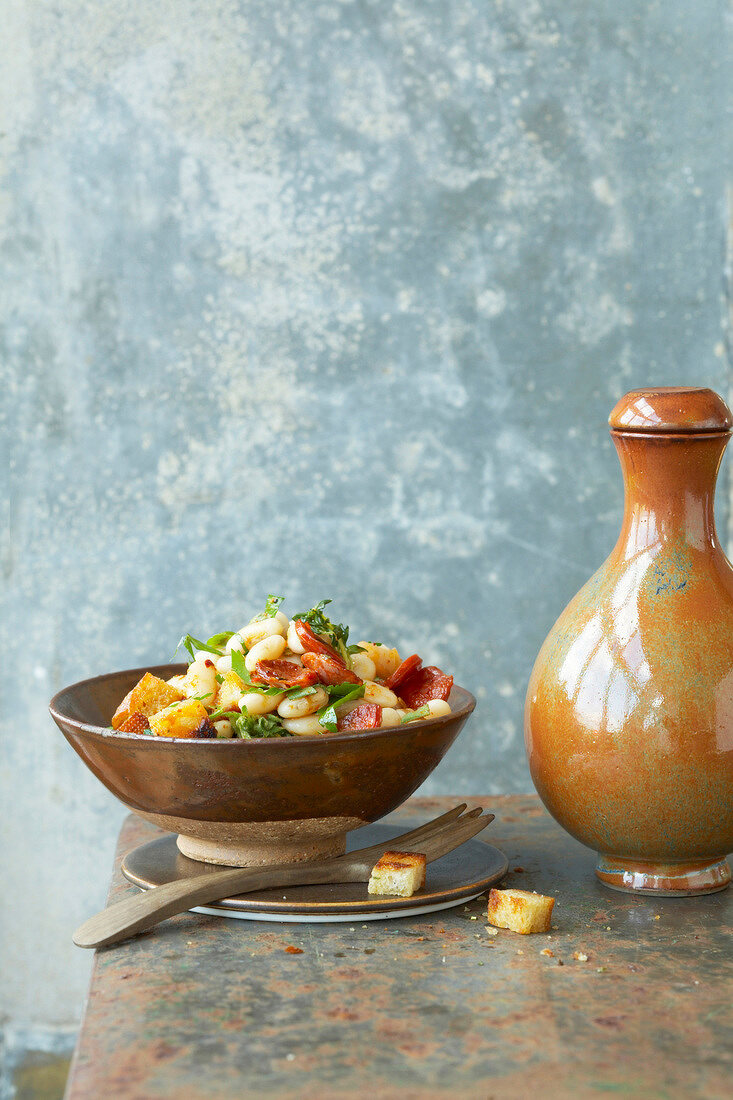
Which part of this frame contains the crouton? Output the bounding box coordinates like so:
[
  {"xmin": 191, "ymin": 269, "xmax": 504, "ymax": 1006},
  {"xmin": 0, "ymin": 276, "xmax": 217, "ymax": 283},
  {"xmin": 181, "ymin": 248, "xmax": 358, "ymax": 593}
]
[
  {"xmin": 148, "ymin": 699, "xmax": 209, "ymax": 739},
  {"xmin": 111, "ymin": 672, "xmax": 184, "ymax": 729},
  {"xmin": 368, "ymin": 851, "xmax": 426, "ymax": 897},
  {"xmin": 166, "ymin": 674, "xmax": 187, "ymax": 692},
  {"xmin": 356, "ymin": 642, "xmax": 402, "ymax": 680},
  {"xmin": 111, "ymin": 689, "xmax": 134, "ymax": 730},
  {"xmin": 215, "ymin": 670, "xmax": 246, "ymax": 711},
  {"xmin": 487, "ymin": 888, "xmax": 555, "ymax": 934},
  {"xmin": 117, "ymin": 712, "xmax": 150, "ymax": 735}
]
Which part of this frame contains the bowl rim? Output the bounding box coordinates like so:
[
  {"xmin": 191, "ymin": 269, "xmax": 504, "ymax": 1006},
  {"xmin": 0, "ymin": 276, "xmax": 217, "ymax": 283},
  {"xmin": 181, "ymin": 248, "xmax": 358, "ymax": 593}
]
[{"xmin": 49, "ymin": 663, "xmax": 477, "ymax": 748}]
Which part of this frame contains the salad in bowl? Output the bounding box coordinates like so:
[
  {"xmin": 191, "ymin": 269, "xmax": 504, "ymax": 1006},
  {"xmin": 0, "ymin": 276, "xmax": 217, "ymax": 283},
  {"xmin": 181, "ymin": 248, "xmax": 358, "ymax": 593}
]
[{"xmin": 111, "ymin": 596, "xmax": 454, "ymax": 740}]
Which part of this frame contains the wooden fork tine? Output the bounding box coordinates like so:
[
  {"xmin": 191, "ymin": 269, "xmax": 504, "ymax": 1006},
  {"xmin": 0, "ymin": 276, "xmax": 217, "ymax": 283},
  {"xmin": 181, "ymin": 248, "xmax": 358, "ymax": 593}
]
[
  {"xmin": 348, "ymin": 806, "xmax": 490, "ymax": 867},
  {"xmin": 391, "ymin": 811, "xmax": 493, "ymax": 859},
  {"xmin": 421, "ymin": 812, "xmax": 495, "ymax": 862},
  {"xmin": 340, "ymin": 803, "xmax": 470, "ymax": 862}
]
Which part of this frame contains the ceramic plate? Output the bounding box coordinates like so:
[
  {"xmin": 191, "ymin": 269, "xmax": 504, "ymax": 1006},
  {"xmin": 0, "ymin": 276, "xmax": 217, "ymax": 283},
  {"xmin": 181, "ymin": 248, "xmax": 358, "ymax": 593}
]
[{"xmin": 122, "ymin": 821, "xmax": 508, "ymax": 923}]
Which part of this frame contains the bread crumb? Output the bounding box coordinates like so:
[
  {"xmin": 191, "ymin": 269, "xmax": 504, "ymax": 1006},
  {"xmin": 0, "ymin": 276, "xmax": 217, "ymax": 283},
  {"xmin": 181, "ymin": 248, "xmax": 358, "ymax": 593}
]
[
  {"xmin": 573, "ymin": 952, "xmax": 588, "ymax": 962},
  {"xmin": 540, "ymin": 948, "xmax": 555, "ymax": 957}
]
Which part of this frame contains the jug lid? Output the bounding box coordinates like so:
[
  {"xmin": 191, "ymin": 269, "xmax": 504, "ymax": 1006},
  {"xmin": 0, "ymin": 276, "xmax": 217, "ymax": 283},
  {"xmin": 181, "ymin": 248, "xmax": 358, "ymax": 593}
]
[{"xmin": 609, "ymin": 387, "xmax": 732, "ymax": 433}]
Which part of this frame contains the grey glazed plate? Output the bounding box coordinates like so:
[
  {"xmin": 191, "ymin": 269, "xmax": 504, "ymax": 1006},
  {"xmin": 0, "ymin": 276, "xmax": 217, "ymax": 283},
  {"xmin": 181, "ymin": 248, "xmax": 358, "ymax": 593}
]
[{"xmin": 122, "ymin": 821, "xmax": 508, "ymax": 923}]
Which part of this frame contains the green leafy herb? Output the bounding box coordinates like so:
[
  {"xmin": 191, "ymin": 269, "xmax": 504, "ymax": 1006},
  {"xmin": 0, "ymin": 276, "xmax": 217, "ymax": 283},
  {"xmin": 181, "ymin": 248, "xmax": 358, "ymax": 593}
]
[
  {"xmin": 400, "ymin": 704, "xmax": 431, "ymax": 724},
  {"xmin": 317, "ymin": 684, "xmax": 366, "ymax": 731},
  {"xmin": 234, "ymin": 712, "xmax": 292, "ymax": 739},
  {"xmin": 230, "ymin": 648, "xmax": 250, "ymax": 684},
  {"xmin": 285, "ymin": 685, "xmax": 318, "ymax": 700},
  {"xmin": 347, "ymin": 644, "xmax": 366, "ymax": 655},
  {"xmin": 207, "ymin": 631, "xmax": 234, "ymax": 648},
  {"xmin": 293, "ymin": 599, "xmax": 353, "ymax": 663},
  {"xmin": 324, "ymin": 682, "xmax": 365, "ymax": 701},
  {"xmin": 174, "ymin": 633, "xmax": 225, "ymax": 661},
  {"xmin": 252, "ymin": 594, "xmax": 285, "ymax": 622},
  {"xmin": 207, "ymin": 708, "xmax": 242, "ymax": 722},
  {"xmin": 265, "ymin": 594, "xmax": 285, "ymax": 617},
  {"xmin": 215, "ymin": 673, "xmax": 224, "ymax": 684}
]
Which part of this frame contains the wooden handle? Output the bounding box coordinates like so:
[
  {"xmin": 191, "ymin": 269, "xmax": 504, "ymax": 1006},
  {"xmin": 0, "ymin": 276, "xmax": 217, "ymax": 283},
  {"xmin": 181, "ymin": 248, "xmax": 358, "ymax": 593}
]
[{"xmin": 73, "ymin": 861, "xmax": 352, "ymax": 949}]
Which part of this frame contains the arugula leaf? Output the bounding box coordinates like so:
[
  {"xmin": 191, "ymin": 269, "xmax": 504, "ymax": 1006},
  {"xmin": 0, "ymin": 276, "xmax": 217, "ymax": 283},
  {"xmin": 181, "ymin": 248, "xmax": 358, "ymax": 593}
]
[
  {"xmin": 325, "ymin": 682, "xmax": 365, "ymax": 700},
  {"xmin": 207, "ymin": 631, "xmax": 234, "ymax": 648},
  {"xmin": 317, "ymin": 684, "xmax": 366, "ymax": 731},
  {"xmin": 292, "ymin": 599, "xmax": 352, "ymax": 663},
  {"xmin": 230, "ymin": 648, "xmax": 250, "ymax": 684},
  {"xmin": 234, "ymin": 712, "xmax": 292, "ymax": 739},
  {"xmin": 207, "ymin": 708, "xmax": 242, "ymax": 722},
  {"xmin": 252, "ymin": 594, "xmax": 285, "ymax": 623},
  {"xmin": 400, "ymin": 704, "xmax": 431, "ymax": 724},
  {"xmin": 285, "ymin": 685, "xmax": 318, "ymax": 700},
  {"xmin": 265, "ymin": 594, "xmax": 285, "ymax": 617},
  {"xmin": 347, "ymin": 644, "xmax": 366, "ymax": 655},
  {"xmin": 174, "ymin": 633, "xmax": 225, "ymax": 661}
]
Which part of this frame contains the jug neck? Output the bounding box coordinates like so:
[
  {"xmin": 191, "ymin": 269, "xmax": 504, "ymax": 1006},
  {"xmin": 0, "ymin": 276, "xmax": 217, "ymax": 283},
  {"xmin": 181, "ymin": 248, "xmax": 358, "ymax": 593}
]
[{"xmin": 612, "ymin": 430, "xmax": 730, "ymax": 555}]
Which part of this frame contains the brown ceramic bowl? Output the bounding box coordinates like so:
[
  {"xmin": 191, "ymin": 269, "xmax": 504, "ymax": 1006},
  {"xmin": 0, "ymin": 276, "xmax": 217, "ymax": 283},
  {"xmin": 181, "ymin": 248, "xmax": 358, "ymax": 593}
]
[{"xmin": 50, "ymin": 664, "xmax": 475, "ymax": 866}]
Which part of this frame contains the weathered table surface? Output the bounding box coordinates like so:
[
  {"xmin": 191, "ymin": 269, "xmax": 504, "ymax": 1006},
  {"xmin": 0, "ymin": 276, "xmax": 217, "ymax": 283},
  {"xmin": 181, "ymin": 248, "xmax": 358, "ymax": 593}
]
[{"xmin": 65, "ymin": 796, "xmax": 732, "ymax": 1100}]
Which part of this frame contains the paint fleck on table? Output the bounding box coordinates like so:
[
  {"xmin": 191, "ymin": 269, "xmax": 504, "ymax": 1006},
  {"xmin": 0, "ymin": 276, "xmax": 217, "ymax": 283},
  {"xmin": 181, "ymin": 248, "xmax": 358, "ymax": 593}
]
[{"xmin": 65, "ymin": 796, "xmax": 732, "ymax": 1099}]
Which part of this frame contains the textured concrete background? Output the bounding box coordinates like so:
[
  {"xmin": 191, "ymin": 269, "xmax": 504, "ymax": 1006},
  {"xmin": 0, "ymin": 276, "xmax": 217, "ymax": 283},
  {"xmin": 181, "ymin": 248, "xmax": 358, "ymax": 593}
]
[{"xmin": 1, "ymin": 0, "xmax": 731, "ymax": 1075}]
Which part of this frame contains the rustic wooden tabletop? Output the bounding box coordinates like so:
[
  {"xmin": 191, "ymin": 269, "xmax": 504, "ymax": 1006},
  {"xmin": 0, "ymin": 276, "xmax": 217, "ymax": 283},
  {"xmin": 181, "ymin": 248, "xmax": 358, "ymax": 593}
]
[{"xmin": 65, "ymin": 795, "xmax": 732, "ymax": 1100}]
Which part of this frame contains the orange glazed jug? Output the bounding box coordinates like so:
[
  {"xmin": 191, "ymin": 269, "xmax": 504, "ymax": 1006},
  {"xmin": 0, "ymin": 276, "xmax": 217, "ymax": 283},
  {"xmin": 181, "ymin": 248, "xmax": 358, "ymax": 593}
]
[{"xmin": 525, "ymin": 388, "xmax": 733, "ymax": 894}]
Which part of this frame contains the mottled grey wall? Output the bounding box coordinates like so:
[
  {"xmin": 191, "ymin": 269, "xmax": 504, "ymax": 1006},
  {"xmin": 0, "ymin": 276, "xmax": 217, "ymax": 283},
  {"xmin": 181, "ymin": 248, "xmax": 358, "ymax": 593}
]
[{"xmin": 1, "ymin": 0, "xmax": 730, "ymax": 1062}]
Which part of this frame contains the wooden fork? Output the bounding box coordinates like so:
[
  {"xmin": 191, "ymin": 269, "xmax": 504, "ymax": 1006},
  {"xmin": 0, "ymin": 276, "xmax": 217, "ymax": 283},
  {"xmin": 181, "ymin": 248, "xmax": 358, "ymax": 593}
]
[{"xmin": 74, "ymin": 805, "xmax": 494, "ymax": 949}]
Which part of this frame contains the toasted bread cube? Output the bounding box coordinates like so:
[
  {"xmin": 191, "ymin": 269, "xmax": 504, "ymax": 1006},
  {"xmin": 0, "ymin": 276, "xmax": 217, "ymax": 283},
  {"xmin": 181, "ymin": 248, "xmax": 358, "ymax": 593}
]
[
  {"xmin": 215, "ymin": 670, "xmax": 246, "ymax": 711},
  {"xmin": 487, "ymin": 888, "xmax": 555, "ymax": 934},
  {"xmin": 357, "ymin": 642, "xmax": 401, "ymax": 680},
  {"xmin": 111, "ymin": 688, "xmax": 134, "ymax": 729},
  {"xmin": 166, "ymin": 674, "xmax": 187, "ymax": 692},
  {"xmin": 148, "ymin": 699, "xmax": 209, "ymax": 739},
  {"xmin": 368, "ymin": 850, "xmax": 426, "ymax": 897},
  {"xmin": 117, "ymin": 712, "xmax": 150, "ymax": 735},
  {"xmin": 112, "ymin": 672, "xmax": 185, "ymax": 728}
]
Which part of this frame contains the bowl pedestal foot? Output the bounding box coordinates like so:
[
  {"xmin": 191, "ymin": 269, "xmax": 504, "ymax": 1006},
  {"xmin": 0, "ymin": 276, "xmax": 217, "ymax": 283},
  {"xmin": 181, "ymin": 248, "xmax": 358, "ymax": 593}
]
[
  {"xmin": 595, "ymin": 854, "xmax": 731, "ymax": 896},
  {"xmin": 176, "ymin": 831, "xmax": 347, "ymax": 868}
]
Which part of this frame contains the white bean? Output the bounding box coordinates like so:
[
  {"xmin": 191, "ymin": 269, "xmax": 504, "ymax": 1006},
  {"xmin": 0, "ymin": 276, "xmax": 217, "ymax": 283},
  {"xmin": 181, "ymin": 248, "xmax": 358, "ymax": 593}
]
[
  {"xmin": 193, "ymin": 649, "xmax": 215, "ymax": 663},
  {"xmin": 350, "ymin": 652, "xmax": 377, "ymax": 681},
  {"xmin": 379, "ymin": 707, "xmax": 403, "ymax": 729},
  {"xmin": 281, "ymin": 714, "xmax": 326, "ymax": 736},
  {"xmin": 277, "ymin": 686, "xmax": 328, "ymax": 719},
  {"xmin": 225, "ymin": 634, "xmax": 245, "ymax": 654},
  {"xmin": 239, "ymin": 691, "xmax": 284, "ymax": 716},
  {"xmin": 214, "ymin": 719, "xmax": 234, "ymax": 738},
  {"xmin": 362, "ymin": 681, "xmax": 399, "ymax": 708},
  {"xmin": 281, "ymin": 653, "xmax": 303, "ymax": 665},
  {"xmin": 423, "ymin": 699, "xmax": 451, "ymax": 718},
  {"xmin": 239, "ymin": 616, "xmax": 287, "ymax": 650},
  {"xmin": 215, "ymin": 654, "xmax": 233, "ymax": 673},
  {"xmin": 184, "ymin": 659, "xmax": 217, "ymax": 703},
  {"xmin": 286, "ymin": 620, "xmax": 306, "ymax": 654},
  {"xmin": 245, "ymin": 634, "xmax": 286, "ymax": 671}
]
